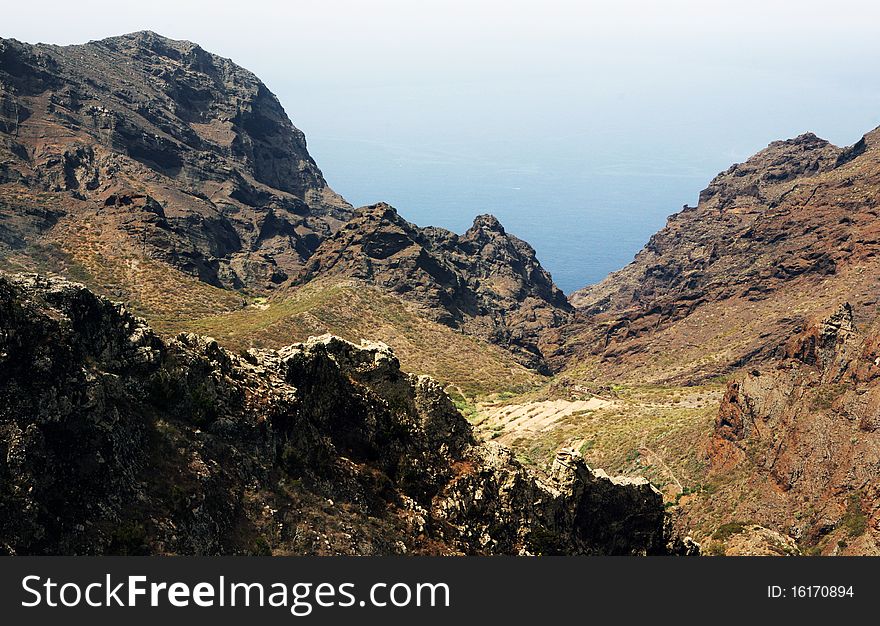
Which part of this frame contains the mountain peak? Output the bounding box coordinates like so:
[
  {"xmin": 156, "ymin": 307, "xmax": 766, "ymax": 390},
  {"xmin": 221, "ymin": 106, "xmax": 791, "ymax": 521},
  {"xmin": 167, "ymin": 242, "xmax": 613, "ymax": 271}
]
[
  {"xmin": 468, "ymin": 213, "xmax": 505, "ymax": 235},
  {"xmin": 296, "ymin": 204, "xmax": 571, "ymax": 370},
  {"xmin": 0, "ymin": 33, "xmax": 350, "ymax": 291},
  {"xmin": 105, "ymin": 29, "xmax": 175, "ymax": 43},
  {"xmin": 87, "ymin": 30, "xmax": 208, "ymax": 62},
  {"xmin": 355, "ymin": 202, "xmax": 401, "ymax": 223}
]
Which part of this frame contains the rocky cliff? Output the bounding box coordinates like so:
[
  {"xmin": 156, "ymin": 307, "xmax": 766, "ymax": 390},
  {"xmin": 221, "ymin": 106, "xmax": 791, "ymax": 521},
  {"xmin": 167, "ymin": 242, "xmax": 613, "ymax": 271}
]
[
  {"xmin": 563, "ymin": 128, "xmax": 880, "ymax": 383},
  {"xmin": 0, "ymin": 272, "xmax": 686, "ymax": 555},
  {"xmin": 0, "ymin": 31, "xmax": 350, "ymax": 290},
  {"xmin": 295, "ymin": 203, "xmax": 572, "ymax": 371},
  {"xmin": 690, "ymin": 304, "xmax": 880, "ymax": 555}
]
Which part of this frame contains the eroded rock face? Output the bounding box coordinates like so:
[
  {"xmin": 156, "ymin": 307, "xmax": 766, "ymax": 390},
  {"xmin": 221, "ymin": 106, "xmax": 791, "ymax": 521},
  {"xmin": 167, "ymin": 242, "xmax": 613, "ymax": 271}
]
[
  {"xmin": 706, "ymin": 304, "xmax": 880, "ymax": 555},
  {"xmin": 296, "ymin": 204, "xmax": 573, "ymax": 371},
  {"xmin": 0, "ymin": 32, "xmax": 350, "ymax": 289},
  {"xmin": 0, "ymin": 273, "xmax": 681, "ymax": 555},
  {"xmin": 571, "ymin": 133, "xmax": 852, "ymax": 317}
]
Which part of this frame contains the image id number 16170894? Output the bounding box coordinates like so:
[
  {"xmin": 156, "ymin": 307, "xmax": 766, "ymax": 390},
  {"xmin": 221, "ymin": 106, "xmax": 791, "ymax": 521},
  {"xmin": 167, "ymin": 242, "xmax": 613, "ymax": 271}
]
[{"xmin": 768, "ymin": 586, "xmax": 854, "ymax": 599}]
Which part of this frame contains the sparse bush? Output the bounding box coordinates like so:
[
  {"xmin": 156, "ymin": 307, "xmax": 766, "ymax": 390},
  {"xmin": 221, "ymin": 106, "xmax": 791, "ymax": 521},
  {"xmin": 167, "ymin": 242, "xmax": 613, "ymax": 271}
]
[
  {"xmin": 253, "ymin": 536, "xmax": 273, "ymax": 556},
  {"xmin": 810, "ymin": 384, "xmax": 847, "ymax": 411},
  {"xmin": 108, "ymin": 521, "xmax": 149, "ymax": 555},
  {"xmin": 842, "ymin": 494, "xmax": 867, "ymax": 538},
  {"xmin": 711, "ymin": 521, "xmax": 750, "ymax": 542}
]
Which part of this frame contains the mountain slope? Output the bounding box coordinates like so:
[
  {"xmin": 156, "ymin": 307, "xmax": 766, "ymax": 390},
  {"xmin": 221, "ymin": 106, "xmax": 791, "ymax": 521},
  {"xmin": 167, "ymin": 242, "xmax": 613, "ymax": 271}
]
[
  {"xmin": 684, "ymin": 304, "xmax": 880, "ymax": 555},
  {"xmin": 295, "ymin": 203, "xmax": 573, "ymax": 370},
  {"xmin": 175, "ymin": 277, "xmax": 543, "ymax": 399},
  {"xmin": 561, "ymin": 128, "xmax": 880, "ymax": 383}
]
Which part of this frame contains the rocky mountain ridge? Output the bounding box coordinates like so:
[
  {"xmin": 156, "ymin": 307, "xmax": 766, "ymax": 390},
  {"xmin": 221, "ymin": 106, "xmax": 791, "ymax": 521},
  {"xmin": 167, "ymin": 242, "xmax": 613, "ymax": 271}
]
[
  {"xmin": 296, "ymin": 203, "xmax": 572, "ymax": 370},
  {"xmin": 562, "ymin": 127, "xmax": 880, "ymax": 383},
  {"xmin": 0, "ymin": 272, "xmax": 688, "ymax": 555}
]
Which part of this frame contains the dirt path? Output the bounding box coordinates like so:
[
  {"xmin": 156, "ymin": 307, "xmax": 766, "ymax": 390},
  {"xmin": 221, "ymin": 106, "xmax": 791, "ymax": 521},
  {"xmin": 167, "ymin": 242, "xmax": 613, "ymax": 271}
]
[{"xmin": 638, "ymin": 445, "xmax": 684, "ymax": 494}]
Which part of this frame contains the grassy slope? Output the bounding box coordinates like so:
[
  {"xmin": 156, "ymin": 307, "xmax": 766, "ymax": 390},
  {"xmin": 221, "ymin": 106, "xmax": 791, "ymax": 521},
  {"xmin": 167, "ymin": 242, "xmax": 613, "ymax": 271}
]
[
  {"xmin": 475, "ymin": 383, "xmax": 722, "ymax": 499},
  {"xmin": 0, "ymin": 194, "xmax": 541, "ymax": 399},
  {"xmin": 177, "ymin": 278, "xmax": 542, "ymax": 399}
]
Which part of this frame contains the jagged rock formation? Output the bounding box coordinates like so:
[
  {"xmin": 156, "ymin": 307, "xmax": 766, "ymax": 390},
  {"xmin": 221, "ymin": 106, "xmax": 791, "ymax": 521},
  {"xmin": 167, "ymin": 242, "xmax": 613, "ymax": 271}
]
[
  {"xmin": 563, "ymin": 129, "xmax": 880, "ymax": 382},
  {"xmin": 0, "ymin": 31, "xmax": 350, "ymax": 289},
  {"xmin": 295, "ymin": 203, "xmax": 573, "ymax": 371},
  {"xmin": 572, "ymin": 133, "xmax": 857, "ymax": 315},
  {"xmin": 0, "ymin": 273, "xmax": 684, "ymax": 555},
  {"xmin": 699, "ymin": 304, "xmax": 880, "ymax": 555}
]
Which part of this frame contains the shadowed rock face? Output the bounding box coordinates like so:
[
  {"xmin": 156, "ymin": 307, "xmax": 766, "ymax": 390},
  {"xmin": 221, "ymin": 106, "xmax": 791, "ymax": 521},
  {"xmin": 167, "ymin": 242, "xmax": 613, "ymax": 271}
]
[
  {"xmin": 0, "ymin": 272, "xmax": 686, "ymax": 555},
  {"xmin": 703, "ymin": 304, "xmax": 880, "ymax": 555},
  {"xmin": 0, "ymin": 31, "xmax": 350, "ymax": 289},
  {"xmin": 296, "ymin": 203, "xmax": 573, "ymax": 372}
]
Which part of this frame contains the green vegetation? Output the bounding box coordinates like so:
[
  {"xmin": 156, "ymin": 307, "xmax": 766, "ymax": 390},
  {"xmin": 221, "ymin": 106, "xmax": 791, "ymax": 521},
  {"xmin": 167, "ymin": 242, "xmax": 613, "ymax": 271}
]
[
  {"xmin": 842, "ymin": 494, "xmax": 867, "ymax": 538},
  {"xmin": 705, "ymin": 542, "xmax": 727, "ymax": 557},
  {"xmin": 711, "ymin": 522, "xmax": 750, "ymax": 542},
  {"xmin": 452, "ymin": 397, "xmax": 479, "ymax": 421},
  {"xmin": 108, "ymin": 521, "xmax": 149, "ymax": 556},
  {"xmin": 252, "ymin": 536, "xmax": 273, "ymax": 556},
  {"xmin": 176, "ymin": 279, "xmax": 543, "ymax": 398},
  {"xmin": 810, "ymin": 383, "xmax": 849, "ymax": 411}
]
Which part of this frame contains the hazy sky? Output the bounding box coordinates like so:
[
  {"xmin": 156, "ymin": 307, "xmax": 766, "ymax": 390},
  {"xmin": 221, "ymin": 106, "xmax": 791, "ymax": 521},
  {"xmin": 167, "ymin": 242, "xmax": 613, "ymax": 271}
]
[{"xmin": 5, "ymin": 1, "xmax": 880, "ymax": 290}]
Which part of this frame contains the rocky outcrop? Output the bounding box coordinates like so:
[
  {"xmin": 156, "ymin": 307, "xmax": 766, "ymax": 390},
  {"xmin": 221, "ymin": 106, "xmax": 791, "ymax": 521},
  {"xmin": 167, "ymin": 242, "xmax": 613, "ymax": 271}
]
[
  {"xmin": 704, "ymin": 524, "xmax": 801, "ymax": 557},
  {"xmin": 562, "ymin": 126, "xmax": 880, "ymax": 382},
  {"xmin": 0, "ymin": 272, "xmax": 682, "ymax": 555},
  {"xmin": 704, "ymin": 304, "xmax": 880, "ymax": 555},
  {"xmin": 296, "ymin": 203, "xmax": 573, "ymax": 371},
  {"xmin": 0, "ymin": 31, "xmax": 350, "ymax": 289}
]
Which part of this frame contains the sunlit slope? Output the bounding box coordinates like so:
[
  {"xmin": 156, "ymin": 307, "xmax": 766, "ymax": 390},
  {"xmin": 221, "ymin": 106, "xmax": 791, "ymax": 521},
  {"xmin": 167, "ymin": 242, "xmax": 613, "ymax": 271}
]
[{"xmin": 177, "ymin": 278, "xmax": 543, "ymax": 398}]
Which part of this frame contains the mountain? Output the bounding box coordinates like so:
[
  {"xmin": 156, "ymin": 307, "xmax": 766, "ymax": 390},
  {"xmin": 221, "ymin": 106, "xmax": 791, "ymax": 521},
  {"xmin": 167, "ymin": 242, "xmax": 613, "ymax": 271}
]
[
  {"xmin": 7, "ymin": 28, "xmax": 880, "ymax": 556},
  {"xmin": 0, "ymin": 32, "xmax": 569, "ymax": 374},
  {"xmin": 563, "ymin": 128, "xmax": 880, "ymax": 383},
  {"xmin": 295, "ymin": 203, "xmax": 573, "ymax": 371},
  {"xmin": 0, "ymin": 31, "xmax": 351, "ymax": 291},
  {"xmin": 0, "ymin": 272, "xmax": 691, "ymax": 555}
]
